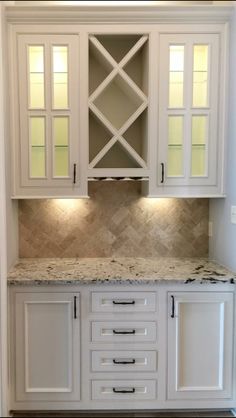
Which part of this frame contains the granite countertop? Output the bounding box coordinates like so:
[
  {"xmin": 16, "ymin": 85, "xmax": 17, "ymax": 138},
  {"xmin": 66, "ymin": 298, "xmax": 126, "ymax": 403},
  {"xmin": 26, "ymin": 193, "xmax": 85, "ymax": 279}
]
[{"xmin": 7, "ymin": 257, "xmax": 236, "ymax": 286}]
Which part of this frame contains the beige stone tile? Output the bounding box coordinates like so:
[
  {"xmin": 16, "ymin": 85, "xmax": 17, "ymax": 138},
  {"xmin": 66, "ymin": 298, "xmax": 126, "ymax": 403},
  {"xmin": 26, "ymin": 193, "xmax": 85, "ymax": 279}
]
[{"xmin": 18, "ymin": 182, "xmax": 209, "ymax": 258}]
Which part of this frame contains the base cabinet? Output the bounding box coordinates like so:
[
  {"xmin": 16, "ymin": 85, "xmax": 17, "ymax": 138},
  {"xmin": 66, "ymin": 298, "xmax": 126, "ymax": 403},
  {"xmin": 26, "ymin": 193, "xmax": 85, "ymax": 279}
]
[
  {"xmin": 14, "ymin": 292, "xmax": 80, "ymax": 402},
  {"xmin": 167, "ymin": 292, "xmax": 234, "ymax": 400},
  {"xmin": 10, "ymin": 285, "xmax": 236, "ymax": 410}
]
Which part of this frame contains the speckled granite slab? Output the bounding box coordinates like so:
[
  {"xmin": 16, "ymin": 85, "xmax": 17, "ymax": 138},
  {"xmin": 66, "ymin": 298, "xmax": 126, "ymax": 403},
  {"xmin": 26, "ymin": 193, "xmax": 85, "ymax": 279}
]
[{"xmin": 7, "ymin": 258, "xmax": 236, "ymax": 286}]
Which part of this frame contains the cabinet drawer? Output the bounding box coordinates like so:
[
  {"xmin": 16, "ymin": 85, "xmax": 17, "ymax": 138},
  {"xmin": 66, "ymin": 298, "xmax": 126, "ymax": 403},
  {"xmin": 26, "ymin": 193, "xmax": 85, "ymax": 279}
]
[
  {"xmin": 92, "ymin": 380, "xmax": 156, "ymax": 400},
  {"xmin": 91, "ymin": 321, "xmax": 157, "ymax": 343},
  {"xmin": 91, "ymin": 350, "xmax": 157, "ymax": 372},
  {"xmin": 91, "ymin": 292, "xmax": 156, "ymax": 313}
]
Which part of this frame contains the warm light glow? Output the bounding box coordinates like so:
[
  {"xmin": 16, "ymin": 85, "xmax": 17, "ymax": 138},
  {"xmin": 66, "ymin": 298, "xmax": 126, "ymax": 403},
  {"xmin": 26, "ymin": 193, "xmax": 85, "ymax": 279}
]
[
  {"xmin": 139, "ymin": 197, "xmax": 174, "ymax": 208},
  {"xmin": 52, "ymin": 199, "xmax": 87, "ymax": 211}
]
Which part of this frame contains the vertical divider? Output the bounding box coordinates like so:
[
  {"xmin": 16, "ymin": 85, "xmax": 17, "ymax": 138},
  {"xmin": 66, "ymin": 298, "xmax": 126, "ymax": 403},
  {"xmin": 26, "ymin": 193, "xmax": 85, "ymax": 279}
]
[
  {"xmin": 147, "ymin": 29, "xmax": 161, "ymax": 195},
  {"xmin": 79, "ymin": 29, "xmax": 89, "ymax": 195},
  {"xmin": 45, "ymin": 40, "xmax": 52, "ymax": 181}
]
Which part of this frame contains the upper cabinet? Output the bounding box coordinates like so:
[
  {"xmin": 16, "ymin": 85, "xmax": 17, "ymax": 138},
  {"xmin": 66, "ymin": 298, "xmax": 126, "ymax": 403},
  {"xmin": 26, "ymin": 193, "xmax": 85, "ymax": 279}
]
[
  {"xmin": 11, "ymin": 33, "xmax": 88, "ymax": 198},
  {"xmin": 9, "ymin": 21, "xmax": 228, "ymax": 198},
  {"xmin": 147, "ymin": 28, "xmax": 227, "ymax": 197},
  {"xmin": 88, "ymin": 34, "xmax": 149, "ymax": 178}
]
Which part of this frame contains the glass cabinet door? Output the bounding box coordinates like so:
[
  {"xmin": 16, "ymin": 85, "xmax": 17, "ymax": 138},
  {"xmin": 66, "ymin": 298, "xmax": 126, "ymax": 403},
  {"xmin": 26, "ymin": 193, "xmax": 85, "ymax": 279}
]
[
  {"xmin": 17, "ymin": 34, "xmax": 84, "ymax": 194},
  {"xmin": 158, "ymin": 33, "xmax": 219, "ymax": 188}
]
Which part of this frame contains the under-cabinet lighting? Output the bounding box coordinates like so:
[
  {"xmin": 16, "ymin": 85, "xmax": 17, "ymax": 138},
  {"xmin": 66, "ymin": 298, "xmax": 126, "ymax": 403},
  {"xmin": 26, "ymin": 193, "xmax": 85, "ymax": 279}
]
[
  {"xmin": 139, "ymin": 197, "xmax": 173, "ymax": 207},
  {"xmin": 52, "ymin": 199, "xmax": 86, "ymax": 211}
]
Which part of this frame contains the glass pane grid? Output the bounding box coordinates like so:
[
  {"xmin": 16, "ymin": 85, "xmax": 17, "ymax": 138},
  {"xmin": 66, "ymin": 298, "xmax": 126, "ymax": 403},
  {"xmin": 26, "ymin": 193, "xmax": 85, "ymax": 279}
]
[
  {"xmin": 53, "ymin": 46, "xmax": 69, "ymax": 109},
  {"xmin": 53, "ymin": 117, "xmax": 69, "ymax": 177},
  {"xmin": 192, "ymin": 45, "xmax": 209, "ymax": 108},
  {"xmin": 169, "ymin": 45, "xmax": 184, "ymax": 108},
  {"xmin": 191, "ymin": 115, "xmax": 207, "ymax": 177},
  {"xmin": 28, "ymin": 45, "xmax": 45, "ymax": 109},
  {"xmin": 167, "ymin": 115, "xmax": 184, "ymax": 177},
  {"xmin": 30, "ymin": 117, "xmax": 46, "ymax": 178}
]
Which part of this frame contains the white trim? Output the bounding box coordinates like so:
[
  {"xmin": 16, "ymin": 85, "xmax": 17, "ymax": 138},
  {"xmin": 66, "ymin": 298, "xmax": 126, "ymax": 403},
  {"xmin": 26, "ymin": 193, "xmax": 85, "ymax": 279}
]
[
  {"xmin": 5, "ymin": 5, "xmax": 234, "ymax": 24},
  {"xmin": 0, "ymin": 3, "xmax": 9, "ymax": 417}
]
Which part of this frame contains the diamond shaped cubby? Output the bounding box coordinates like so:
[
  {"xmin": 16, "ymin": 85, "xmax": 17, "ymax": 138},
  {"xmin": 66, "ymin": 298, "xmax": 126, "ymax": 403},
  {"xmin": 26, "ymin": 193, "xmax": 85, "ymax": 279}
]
[
  {"xmin": 88, "ymin": 33, "xmax": 149, "ymax": 176},
  {"xmin": 95, "ymin": 34, "xmax": 142, "ymax": 64},
  {"xmin": 93, "ymin": 73, "xmax": 145, "ymax": 131}
]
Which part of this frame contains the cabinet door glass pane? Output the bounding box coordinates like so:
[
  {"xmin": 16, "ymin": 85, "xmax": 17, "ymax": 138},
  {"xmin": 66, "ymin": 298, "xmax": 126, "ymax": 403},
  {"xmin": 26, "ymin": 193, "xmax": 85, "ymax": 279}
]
[
  {"xmin": 30, "ymin": 117, "xmax": 46, "ymax": 177},
  {"xmin": 168, "ymin": 116, "xmax": 184, "ymax": 176},
  {"xmin": 191, "ymin": 115, "xmax": 207, "ymax": 176},
  {"xmin": 53, "ymin": 117, "xmax": 69, "ymax": 177},
  {"xmin": 29, "ymin": 46, "xmax": 45, "ymax": 109},
  {"xmin": 192, "ymin": 45, "xmax": 208, "ymax": 107},
  {"xmin": 53, "ymin": 46, "xmax": 68, "ymax": 109},
  {"xmin": 169, "ymin": 46, "xmax": 184, "ymax": 108}
]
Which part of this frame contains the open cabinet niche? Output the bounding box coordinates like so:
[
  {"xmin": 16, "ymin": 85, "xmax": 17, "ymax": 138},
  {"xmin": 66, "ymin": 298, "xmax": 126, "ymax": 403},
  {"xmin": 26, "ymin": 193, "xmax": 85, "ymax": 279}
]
[{"xmin": 88, "ymin": 33, "xmax": 149, "ymax": 177}]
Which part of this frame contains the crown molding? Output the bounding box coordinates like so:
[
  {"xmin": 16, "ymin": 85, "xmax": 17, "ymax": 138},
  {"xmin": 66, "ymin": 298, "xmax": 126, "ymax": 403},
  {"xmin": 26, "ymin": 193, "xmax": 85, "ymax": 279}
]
[{"xmin": 5, "ymin": 5, "xmax": 234, "ymax": 24}]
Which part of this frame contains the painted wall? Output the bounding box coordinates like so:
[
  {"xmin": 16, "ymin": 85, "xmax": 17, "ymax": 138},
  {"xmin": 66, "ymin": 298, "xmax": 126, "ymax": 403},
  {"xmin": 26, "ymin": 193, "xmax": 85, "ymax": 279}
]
[{"xmin": 209, "ymin": 6, "xmax": 236, "ymax": 272}]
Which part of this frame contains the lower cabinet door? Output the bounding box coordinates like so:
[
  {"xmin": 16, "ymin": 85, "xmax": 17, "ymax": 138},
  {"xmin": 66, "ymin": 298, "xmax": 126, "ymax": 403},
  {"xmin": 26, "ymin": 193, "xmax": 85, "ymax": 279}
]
[
  {"xmin": 14, "ymin": 292, "xmax": 80, "ymax": 402},
  {"xmin": 167, "ymin": 292, "xmax": 234, "ymax": 400}
]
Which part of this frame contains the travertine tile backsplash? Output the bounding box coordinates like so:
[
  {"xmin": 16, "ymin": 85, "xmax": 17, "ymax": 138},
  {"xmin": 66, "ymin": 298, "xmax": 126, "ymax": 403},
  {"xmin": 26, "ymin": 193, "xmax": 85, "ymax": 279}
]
[{"xmin": 19, "ymin": 182, "xmax": 209, "ymax": 258}]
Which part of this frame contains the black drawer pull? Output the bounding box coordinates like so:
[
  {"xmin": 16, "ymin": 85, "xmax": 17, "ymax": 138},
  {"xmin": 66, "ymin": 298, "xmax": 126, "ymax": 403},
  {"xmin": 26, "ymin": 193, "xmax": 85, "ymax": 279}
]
[
  {"xmin": 113, "ymin": 388, "xmax": 135, "ymax": 394},
  {"xmin": 113, "ymin": 329, "xmax": 136, "ymax": 335},
  {"xmin": 113, "ymin": 359, "xmax": 136, "ymax": 365},
  {"xmin": 113, "ymin": 300, "xmax": 135, "ymax": 305}
]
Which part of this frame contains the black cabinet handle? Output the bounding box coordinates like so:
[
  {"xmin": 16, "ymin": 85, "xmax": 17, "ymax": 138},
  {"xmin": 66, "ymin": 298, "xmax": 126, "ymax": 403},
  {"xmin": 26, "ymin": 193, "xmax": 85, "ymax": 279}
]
[
  {"xmin": 73, "ymin": 163, "xmax": 77, "ymax": 184},
  {"xmin": 113, "ymin": 359, "xmax": 136, "ymax": 365},
  {"xmin": 161, "ymin": 162, "xmax": 165, "ymax": 183},
  {"xmin": 113, "ymin": 300, "xmax": 135, "ymax": 305},
  {"xmin": 113, "ymin": 329, "xmax": 136, "ymax": 335},
  {"xmin": 171, "ymin": 295, "xmax": 175, "ymax": 318},
  {"xmin": 74, "ymin": 296, "xmax": 77, "ymax": 319},
  {"xmin": 113, "ymin": 388, "xmax": 135, "ymax": 394}
]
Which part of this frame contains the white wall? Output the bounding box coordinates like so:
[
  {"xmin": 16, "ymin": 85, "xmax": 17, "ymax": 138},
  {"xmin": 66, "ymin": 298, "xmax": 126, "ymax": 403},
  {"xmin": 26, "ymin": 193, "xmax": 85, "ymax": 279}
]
[{"xmin": 209, "ymin": 6, "xmax": 236, "ymax": 272}]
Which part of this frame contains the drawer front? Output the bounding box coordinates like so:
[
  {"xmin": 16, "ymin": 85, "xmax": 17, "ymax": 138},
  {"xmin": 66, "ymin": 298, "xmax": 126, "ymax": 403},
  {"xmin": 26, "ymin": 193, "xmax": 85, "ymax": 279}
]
[
  {"xmin": 91, "ymin": 321, "xmax": 157, "ymax": 343},
  {"xmin": 91, "ymin": 292, "xmax": 156, "ymax": 313},
  {"xmin": 91, "ymin": 350, "xmax": 157, "ymax": 372},
  {"xmin": 92, "ymin": 380, "xmax": 157, "ymax": 400}
]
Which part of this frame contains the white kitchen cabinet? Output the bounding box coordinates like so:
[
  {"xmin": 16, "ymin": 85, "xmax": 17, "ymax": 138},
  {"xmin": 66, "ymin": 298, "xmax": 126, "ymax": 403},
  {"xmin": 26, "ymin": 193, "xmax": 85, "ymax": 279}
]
[
  {"xmin": 13, "ymin": 292, "xmax": 80, "ymax": 402},
  {"xmin": 167, "ymin": 291, "xmax": 234, "ymax": 400},
  {"xmin": 10, "ymin": 284, "xmax": 235, "ymax": 411},
  {"xmin": 11, "ymin": 32, "xmax": 87, "ymax": 197},
  {"xmin": 147, "ymin": 27, "xmax": 228, "ymax": 197},
  {"xmin": 9, "ymin": 22, "xmax": 228, "ymax": 198}
]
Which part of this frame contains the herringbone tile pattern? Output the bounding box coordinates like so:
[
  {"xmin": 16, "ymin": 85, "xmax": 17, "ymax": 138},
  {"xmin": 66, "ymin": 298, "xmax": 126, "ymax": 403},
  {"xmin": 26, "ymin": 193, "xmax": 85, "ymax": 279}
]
[{"xmin": 19, "ymin": 182, "xmax": 209, "ymax": 258}]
